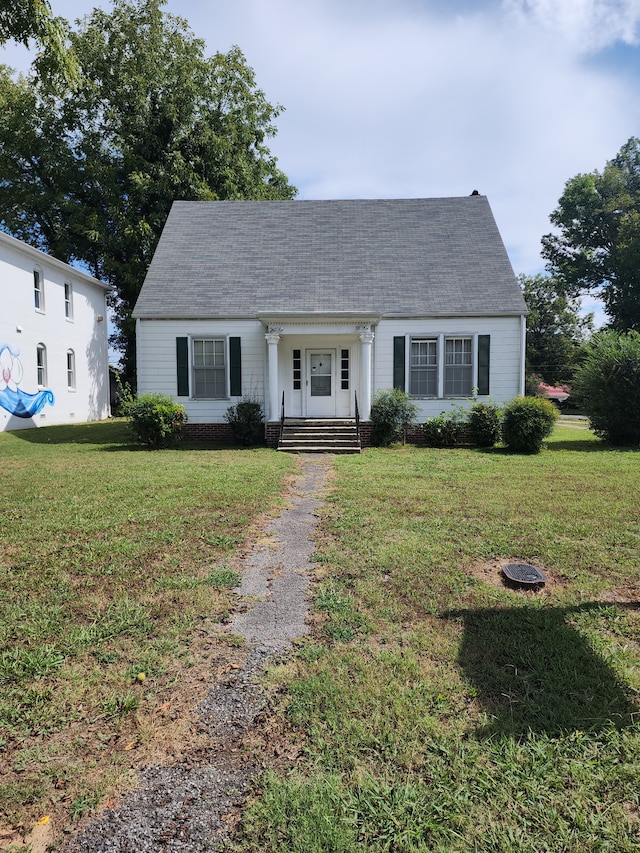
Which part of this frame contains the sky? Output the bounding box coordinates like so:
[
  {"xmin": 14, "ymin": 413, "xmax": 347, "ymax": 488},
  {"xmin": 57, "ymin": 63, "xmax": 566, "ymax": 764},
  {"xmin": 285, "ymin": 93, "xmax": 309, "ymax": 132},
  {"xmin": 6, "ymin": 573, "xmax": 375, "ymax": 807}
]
[{"xmin": 4, "ymin": 0, "xmax": 640, "ymax": 325}]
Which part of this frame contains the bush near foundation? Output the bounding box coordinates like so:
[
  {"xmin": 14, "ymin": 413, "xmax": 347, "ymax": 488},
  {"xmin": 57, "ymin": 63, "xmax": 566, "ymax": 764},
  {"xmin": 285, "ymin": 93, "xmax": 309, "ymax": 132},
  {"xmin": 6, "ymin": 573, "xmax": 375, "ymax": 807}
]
[
  {"xmin": 468, "ymin": 401, "xmax": 502, "ymax": 447},
  {"xmin": 225, "ymin": 399, "xmax": 265, "ymax": 446},
  {"xmin": 501, "ymin": 396, "xmax": 558, "ymax": 454},
  {"xmin": 370, "ymin": 389, "xmax": 419, "ymax": 446},
  {"xmin": 125, "ymin": 393, "xmax": 186, "ymax": 448}
]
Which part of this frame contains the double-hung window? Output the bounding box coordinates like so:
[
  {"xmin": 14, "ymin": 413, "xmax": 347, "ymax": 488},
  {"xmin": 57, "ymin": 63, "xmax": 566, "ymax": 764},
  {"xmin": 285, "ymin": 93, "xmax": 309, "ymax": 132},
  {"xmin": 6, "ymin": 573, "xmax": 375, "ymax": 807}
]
[
  {"xmin": 34, "ymin": 270, "xmax": 44, "ymax": 311},
  {"xmin": 64, "ymin": 283, "xmax": 73, "ymax": 319},
  {"xmin": 193, "ymin": 338, "xmax": 226, "ymax": 398},
  {"xmin": 67, "ymin": 349, "xmax": 76, "ymax": 390},
  {"xmin": 444, "ymin": 337, "xmax": 472, "ymax": 396},
  {"xmin": 410, "ymin": 338, "xmax": 437, "ymax": 396},
  {"xmin": 36, "ymin": 344, "xmax": 47, "ymax": 387}
]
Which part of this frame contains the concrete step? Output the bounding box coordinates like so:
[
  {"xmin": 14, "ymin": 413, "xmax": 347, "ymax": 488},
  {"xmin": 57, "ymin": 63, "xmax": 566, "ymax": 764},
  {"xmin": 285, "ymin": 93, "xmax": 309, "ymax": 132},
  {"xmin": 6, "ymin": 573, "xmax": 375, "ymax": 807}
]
[{"xmin": 278, "ymin": 418, "xmax": 361, "ymax": 454}]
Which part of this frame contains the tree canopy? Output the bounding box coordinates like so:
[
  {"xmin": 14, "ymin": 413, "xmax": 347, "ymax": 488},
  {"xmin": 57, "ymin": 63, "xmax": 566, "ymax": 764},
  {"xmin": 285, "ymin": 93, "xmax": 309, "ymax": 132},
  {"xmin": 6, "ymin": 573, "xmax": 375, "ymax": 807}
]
[
  {"xmin": 0, "ymin": 1, "xmax": 73, "ymax": 78},
  {"xmin": 520, "ymin": 273, "xmax": 593, "ymax": 386},
  {"xmin": 0, "ymin": 0, "xmax": 296, "ymax": 377},
  {"xmin": 542, "ymin": 137, "xmax": 640, "ymax": 332}
]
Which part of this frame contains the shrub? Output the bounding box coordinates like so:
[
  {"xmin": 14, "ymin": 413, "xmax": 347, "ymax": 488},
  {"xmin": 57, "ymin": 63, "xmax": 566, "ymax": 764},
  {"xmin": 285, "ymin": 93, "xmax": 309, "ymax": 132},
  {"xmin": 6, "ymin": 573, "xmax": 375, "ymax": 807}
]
[
  {"xmin": 572, "ymin": 330, "xmax": 640, "ymax": 446},
  {"xmin": 501, "ymin": 396, "xmax": 558, "ymax": 453},
  {"xmin": 124, "ymin": 392, "xmax": 186, "ymax": 448},
  {"xmin": 370, "ymin": 389, "xmax": 419, "ymax": 447},
  {"xmin": 225, "ymin": 399, "xmax": 264, "ymax": 446},
  {"xmin": 423, "ymin": 411, "xmax": 466, "ymax": 447},
  {"xmin": 468, "ymin": 401, "xmax": 502, "ymax": 447}
]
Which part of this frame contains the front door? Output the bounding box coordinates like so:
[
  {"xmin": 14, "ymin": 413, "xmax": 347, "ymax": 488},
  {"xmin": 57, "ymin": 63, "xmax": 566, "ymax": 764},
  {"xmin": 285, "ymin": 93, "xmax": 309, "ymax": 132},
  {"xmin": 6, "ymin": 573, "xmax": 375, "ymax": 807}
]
[{"xmin": 306, "ymin": 350, "xmax": 336, "ymax": 417}]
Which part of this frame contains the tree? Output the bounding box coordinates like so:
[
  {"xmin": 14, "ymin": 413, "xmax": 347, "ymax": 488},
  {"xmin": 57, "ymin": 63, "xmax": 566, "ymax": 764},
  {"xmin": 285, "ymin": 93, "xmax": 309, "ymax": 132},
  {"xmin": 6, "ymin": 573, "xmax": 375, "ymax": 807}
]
[
  {"xmin": 542, "ymin": 137, "xmax": 640, "ymax": 332},
  {"xmin": 519, "ymin": 273, "xmax": 593, "ymax": 386},
  {"xmin": 0, "ymin": 0, "xmax": 296, "ymax": 378},
  {"xmin": 0, "ymin": 1, "xmax": 74, "ymax": 78},
  {"xmin": 572, "ymin": 330, "xmax": 640, "ymax": 446}
]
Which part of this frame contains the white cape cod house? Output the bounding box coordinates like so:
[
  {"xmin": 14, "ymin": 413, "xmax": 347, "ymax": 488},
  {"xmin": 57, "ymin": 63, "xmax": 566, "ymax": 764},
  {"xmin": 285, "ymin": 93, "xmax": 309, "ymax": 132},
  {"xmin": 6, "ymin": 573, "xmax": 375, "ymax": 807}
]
[{"xmin": 133, "ymin": 197, "xmax": 527, "ymax": 447}]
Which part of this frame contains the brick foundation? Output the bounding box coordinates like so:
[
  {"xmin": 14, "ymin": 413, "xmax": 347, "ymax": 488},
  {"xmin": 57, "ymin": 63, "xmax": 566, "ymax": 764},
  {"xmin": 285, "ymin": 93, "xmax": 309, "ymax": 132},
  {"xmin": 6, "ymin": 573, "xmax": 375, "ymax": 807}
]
[{"xmin": 182, "ymin": 423, "xmax": 235, "ymax": 443}]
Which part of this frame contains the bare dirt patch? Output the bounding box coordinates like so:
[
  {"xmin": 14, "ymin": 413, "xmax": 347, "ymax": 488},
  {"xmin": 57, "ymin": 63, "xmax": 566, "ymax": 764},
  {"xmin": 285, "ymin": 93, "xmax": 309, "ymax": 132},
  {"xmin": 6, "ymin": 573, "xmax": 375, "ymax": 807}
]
[{"xmin": 467, "ymin": 558, "xmax": 566, "ymax": 597}]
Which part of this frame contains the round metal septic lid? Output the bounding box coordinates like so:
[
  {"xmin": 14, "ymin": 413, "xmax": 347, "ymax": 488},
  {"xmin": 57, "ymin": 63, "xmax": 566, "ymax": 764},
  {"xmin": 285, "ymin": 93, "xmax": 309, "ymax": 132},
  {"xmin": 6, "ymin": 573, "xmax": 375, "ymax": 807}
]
[{"xmin": 502, "ymin": 562, "xmax": 546, "ymax": 585}]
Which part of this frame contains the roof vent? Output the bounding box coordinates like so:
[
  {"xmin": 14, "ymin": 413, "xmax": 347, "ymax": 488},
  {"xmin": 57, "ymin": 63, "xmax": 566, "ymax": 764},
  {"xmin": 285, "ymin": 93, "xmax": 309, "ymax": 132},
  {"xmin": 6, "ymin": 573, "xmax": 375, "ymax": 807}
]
[{"xmin": 470, "ymin": 189, "xmax": 480, "ymax": 196}]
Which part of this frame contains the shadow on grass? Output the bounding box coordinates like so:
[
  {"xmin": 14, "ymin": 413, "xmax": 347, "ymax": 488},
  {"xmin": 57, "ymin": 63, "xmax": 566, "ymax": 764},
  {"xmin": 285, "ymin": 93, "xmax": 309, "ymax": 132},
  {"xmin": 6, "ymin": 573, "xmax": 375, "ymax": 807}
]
[
  {"xmin": 5, "ymin": 421, "xmax": 255, "ymax": 452},
  {"xmin": 444, "ymin": 603, "xmax": 638, "ymax": 739}
]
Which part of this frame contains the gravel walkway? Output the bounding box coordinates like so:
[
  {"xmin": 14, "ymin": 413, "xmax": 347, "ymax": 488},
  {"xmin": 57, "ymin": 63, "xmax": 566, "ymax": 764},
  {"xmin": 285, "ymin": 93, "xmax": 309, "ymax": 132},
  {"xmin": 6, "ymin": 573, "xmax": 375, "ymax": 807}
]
[{"xmin": 63, "ymin": 454, "xmax": 332, "ymax": 853}]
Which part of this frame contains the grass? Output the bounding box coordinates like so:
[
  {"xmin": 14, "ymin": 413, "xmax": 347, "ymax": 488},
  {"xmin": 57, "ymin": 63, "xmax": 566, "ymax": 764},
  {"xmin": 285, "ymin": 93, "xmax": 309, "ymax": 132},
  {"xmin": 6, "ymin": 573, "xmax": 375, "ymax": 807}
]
[
  {"xmin": 0, "ymin": 420, "xmax": 294, "ymax": 834},
  {"xmin": 236, "ymin": 425, "xmax": 640, "ymax": 852}
]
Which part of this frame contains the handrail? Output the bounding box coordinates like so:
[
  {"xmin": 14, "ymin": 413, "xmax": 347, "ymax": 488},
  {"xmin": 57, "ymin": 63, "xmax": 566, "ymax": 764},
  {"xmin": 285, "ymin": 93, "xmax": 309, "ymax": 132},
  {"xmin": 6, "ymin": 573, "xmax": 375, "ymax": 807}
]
[
  {"xmin": 280, "ymin": 390, "xmax": 285, "ymax": 439},
  {"xmin": 354, "ymin": 391, "xmax": 360, "ymax": 441}
]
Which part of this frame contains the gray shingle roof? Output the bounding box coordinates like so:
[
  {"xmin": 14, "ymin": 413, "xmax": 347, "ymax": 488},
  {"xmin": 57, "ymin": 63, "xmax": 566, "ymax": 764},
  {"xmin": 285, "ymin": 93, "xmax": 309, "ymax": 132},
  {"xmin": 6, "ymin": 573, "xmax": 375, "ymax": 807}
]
[{"xmin": 132, "ymin": 197, "xmax": 526, "ymax": 319}]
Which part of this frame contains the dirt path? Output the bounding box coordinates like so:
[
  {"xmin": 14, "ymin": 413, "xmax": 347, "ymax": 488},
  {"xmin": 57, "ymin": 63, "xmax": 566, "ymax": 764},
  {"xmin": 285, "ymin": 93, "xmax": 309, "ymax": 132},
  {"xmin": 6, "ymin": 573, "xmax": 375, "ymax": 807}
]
[{"xmin": 62, "ymin": 454, "xmax": 333, "ymax": 853}]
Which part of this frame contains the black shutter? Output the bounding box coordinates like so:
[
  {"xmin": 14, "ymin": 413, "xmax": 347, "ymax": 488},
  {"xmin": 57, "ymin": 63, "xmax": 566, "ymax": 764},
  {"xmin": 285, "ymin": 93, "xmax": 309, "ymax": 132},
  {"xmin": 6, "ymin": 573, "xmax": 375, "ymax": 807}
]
[
  {"xmin": 477, "ymin": 335, "xmax": 490, "ymax": 395},
  {"xmin": 176, "ymin": 337, "xmax": 189, "ymax": 397},
  {"xmin": 393, "ymin": 336, "xmax": 405, "ymax": 391},
  {"xmin": 229, "ymin": 337, "xmax": 242, "ymax": 396}
]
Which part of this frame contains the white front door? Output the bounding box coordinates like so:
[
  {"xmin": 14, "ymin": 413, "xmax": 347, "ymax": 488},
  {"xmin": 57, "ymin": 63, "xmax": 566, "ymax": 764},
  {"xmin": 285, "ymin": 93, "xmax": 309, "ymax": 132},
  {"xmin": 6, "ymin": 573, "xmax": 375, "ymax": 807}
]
[{"xmin": 306, "ymin": 350, "xmax": 336, "ymax": 417}]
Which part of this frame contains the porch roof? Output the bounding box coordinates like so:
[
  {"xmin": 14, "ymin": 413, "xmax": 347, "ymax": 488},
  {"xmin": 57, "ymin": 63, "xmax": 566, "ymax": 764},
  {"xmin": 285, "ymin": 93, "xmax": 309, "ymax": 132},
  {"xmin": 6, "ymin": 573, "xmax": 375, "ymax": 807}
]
[{"xmin": 133, "ymin": 197, "xmax": 527, "ymax": 320}]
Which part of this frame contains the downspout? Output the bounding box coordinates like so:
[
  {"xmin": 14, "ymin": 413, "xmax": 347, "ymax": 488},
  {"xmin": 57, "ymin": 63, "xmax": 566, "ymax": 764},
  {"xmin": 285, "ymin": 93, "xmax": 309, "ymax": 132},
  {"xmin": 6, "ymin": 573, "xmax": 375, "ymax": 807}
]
[{"xmin": 520, "ymin": 314, "xmax": 527, "ymax": 396}]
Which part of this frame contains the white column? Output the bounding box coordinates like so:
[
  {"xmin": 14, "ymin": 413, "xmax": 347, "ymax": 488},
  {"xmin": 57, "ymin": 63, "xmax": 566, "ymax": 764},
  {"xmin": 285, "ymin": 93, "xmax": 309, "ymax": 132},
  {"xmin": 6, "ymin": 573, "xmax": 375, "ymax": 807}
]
[
  {"xmin": 358, "ymin": 325, "xmax": 375, "ymax": 420},
  {"xmin": 265, "ymin": 330, "xmax": 281, "ymax": 421}
]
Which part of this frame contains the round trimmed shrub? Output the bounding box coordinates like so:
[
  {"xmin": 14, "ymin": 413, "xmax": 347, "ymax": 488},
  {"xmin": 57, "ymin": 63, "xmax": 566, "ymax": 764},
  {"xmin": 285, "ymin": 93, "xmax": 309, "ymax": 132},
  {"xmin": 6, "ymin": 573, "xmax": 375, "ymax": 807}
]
[
  {"xmin": 225, "ymin": 399, "xmax": 264, "ymax": 446},
  {"xmin": 468, "ymin": 401, "xmax": 501, "ymax": 447},
  {"xmin": 423, "ymin": 412, "xmax": 465, "ymax": 447},
  {"xmin": 370, "ymin": 389, "xmax": 419, "ymax": 447},
  {"xmin": 501, "ymin": 396, "xmax": 558, "ymax": 453},
  {"xmin": 125, "ymin": 392, "xmax": 186, "ymax": 448},
  {"xmin": 572, "ymin": 330, "xmax": 640, "ymax": 446}
]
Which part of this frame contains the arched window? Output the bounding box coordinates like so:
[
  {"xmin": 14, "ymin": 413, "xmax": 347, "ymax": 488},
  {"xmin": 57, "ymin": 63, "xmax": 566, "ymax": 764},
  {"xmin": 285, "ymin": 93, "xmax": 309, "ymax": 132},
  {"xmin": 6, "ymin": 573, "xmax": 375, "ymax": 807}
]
[
  {"xmin": 67, "ymin": 349, "xmax": 76, "ymax": 390},
  {"xmin": 36, "ymin": 344, "xmax": 47, "ymax": 387}
]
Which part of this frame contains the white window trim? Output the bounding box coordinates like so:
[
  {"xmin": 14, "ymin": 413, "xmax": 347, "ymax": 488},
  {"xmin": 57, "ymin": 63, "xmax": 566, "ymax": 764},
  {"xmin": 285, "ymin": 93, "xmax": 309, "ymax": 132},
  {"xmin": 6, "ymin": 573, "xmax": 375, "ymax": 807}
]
[
  {"xmin": 407, "ymin": 333, "xmax": 480, "ymax": 398},
  {"xmin": 190, "ymin": 335, "xmax": 229, "ymax": 400},
  {"xmin": 36, "ymin": 343, "xmax": 47, "ymax": 388},
  {"xmin": 64, "ymin": 282, "xmax": 74, "ymax": 321},
  {"xmin": 34, "ymin": 268, "xmax": 44, "ymax": 313},
  {"xmin": 409, "ymin": 337, "xmax": 438, "ymax": 398},
  {"xmin": 67, "ymin": 349, "xmax": 76, "ymax": 391}
]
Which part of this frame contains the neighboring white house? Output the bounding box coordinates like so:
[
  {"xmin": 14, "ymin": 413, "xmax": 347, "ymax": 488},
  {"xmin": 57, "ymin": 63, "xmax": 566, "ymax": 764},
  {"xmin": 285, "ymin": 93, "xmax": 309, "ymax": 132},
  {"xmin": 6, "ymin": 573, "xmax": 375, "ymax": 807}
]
[
  {"xmin": 0, "ymin": 231, "xmax": 111, "ymax": 432},
  {"xmin": 133, "ymin": 197, "xmax": 527, "ymax": 445}
]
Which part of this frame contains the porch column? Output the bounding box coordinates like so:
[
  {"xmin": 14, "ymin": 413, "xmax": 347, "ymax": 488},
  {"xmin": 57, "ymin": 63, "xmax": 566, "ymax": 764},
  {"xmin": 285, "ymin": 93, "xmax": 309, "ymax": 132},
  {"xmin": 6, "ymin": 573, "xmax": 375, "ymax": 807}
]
[
  {"xmin": 265, "ymin": 329, "xmax": 281, "ymax": 421},
  {"xmin": 358, "ymin": 325, "xmax": 375, "ymax": 420}
]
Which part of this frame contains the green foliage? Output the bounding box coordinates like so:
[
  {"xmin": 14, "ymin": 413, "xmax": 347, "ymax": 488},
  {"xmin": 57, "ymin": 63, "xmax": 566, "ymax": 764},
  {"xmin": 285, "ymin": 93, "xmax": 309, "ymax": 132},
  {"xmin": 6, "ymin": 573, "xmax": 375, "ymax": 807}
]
[
  {"xmin": 0, "ymin": 0, "xmax": 296, "ymax": 378},
  {"xmin": 0, "ymin": 1, "xmax": 75, "ymax": 80},
  {"xmin": 542, "ymin": 136, "xmax": 640, "ymax": 331},
  {"xmin": 572, "ymin": 330, "xmax": 640, "ymax": 446},
  {"xmin": 124, "ymin": 392, "xmax": 186, "ymax": 448},
  {"xmin": 467, "ymin": 400, "xmax": 502, "ymax": 447},
  {"xmin": 224, "ymin": 399, "xmax": 264, "ymax": 446},
  {"xmin": 501, "ymin": 395, "xmax": 558, "ymax": 453},
  {"xmin": 370, "ymin": 389, "xmax": 419, "ymax": 447},
  {"xmin": 519, "ymin": 273, "xmax": 593, "ymax": 385},
  {"xmin": 422, "ymin": 411, "xmax": 466, "ymax": 447}
]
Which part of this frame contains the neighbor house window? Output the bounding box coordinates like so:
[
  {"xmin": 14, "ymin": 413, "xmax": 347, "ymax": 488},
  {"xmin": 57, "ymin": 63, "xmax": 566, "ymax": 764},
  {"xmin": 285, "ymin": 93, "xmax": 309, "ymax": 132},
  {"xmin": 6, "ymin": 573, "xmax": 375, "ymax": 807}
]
[
  {"xmin": 67, "ymin": 349, "xmax": 76, "ymax": 390},
  {"xmin": 410, "ymin": 338, "xmax": 437, "ymax": 396},
  {"xmin": 444, "ymin": 337, "xmax": 472, "ymax": 396},
  {"xmin": 36, "ymin": 344, "xmax": 47, "ymax": 387},
  {"xmin": 64, "ymin": 283, "xmax": 73, "ymax": 319},
  {"xmin": 34, "ymin": 270, "xmax": 44, "ymax": 311},
  {"xmin": 193, "ymin": 338, "xmax": 226, "ymax": 398}
]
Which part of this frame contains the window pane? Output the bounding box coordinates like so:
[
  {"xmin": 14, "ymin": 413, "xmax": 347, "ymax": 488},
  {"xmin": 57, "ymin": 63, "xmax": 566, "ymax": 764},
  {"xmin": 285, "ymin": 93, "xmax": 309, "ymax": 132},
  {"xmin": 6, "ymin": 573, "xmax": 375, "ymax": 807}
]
[
  {"xmin": 444, "ymin": 338, "xmax": 472, "ymax": 395},
  {"xmin": 410, "ymin": 339, "xmax": 437, "ymax": 396},
  {"xmin": 193, "ymin": 339, "xmax": 226, "ymax": 397},
  {"xmin": 67, "ymin": 350, "xmax": 75, "ymax": 389}
]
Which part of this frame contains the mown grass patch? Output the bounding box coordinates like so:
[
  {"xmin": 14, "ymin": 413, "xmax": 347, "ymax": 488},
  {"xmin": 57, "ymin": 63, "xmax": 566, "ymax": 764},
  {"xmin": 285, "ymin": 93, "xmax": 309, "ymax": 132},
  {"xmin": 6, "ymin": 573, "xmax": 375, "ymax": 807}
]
[
  {"xmin": 239, "ymin": 426, "xmax": 640, "ymax": 852},
  {"xmin": 0, "ymin": 420, "xmax": 294, "ymax": 832}
]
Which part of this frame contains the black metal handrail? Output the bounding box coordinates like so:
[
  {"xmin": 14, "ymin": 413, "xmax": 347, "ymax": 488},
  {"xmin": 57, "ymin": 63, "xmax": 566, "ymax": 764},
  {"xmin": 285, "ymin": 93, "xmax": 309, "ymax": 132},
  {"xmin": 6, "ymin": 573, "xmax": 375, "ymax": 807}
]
[
  {"xmin": 354, "ymin": 391, "xmax": 360, "ymax": 441},
  {"xmin": 280, "ymin": 390, "xmax": 285, "ymax": 440}
]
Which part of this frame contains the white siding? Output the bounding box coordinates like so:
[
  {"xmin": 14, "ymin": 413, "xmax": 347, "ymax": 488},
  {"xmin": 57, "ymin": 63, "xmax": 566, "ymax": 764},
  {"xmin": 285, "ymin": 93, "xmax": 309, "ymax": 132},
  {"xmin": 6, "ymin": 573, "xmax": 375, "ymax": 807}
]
[
  {"xmin": 0, "ymin": 235, "xmax": 110, "ymax": 432},
  {"xmin": 136, "ymin": 319, "xmax": 267, "ymax": 423},
  {"xmin": 374, "ymin": 316, "xmax": 524, "ymax": 420}
]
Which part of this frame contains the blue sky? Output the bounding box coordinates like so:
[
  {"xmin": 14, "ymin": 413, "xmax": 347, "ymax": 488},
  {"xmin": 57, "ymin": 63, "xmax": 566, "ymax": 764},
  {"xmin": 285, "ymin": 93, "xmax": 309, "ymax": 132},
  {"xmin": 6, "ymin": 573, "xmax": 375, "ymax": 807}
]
[{"xmin": 4, "ymin": 0, "xmax": 640, "ymax": 324}]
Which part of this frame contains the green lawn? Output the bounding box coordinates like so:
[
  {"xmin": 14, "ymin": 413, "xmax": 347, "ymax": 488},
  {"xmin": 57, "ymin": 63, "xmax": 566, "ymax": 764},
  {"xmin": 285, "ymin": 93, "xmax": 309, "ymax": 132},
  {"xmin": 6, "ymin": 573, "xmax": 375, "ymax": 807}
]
[
  {"xmin": 0, "ymin": 421, "xmax": 294, "ymax": 833},
  {"xmin": 238, "ymin": 426, "xmax": 640, "ymax": 852},
  {"xmin": 1, "ymin": 422, "xmax": 639, "ymax": 850}
]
